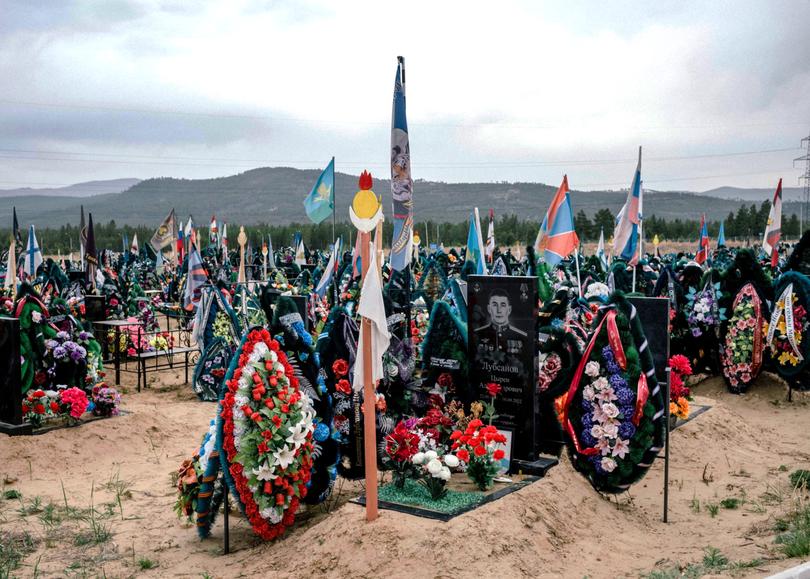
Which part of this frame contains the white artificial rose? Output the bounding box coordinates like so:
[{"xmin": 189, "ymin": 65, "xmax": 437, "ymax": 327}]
[
  {"xmin": 439, "ymin": 466, "xmax": 451, "ymax": 481},
  {"xmin": 424, "ymin": 450, "xmax": 438, "ymax": 461},
  {"xmin": 601, "ymin": 457, "xmax": 617, "ymax": 472},
  {"xmin": 583, "ymin": 385, "xmax": 595, "ymax": 401},
  {"xmin": 411, "ymin": 452, "xmax": 425, "ymax": 465},
  {"xmin": 427, "ymin": 458, "xmax": 443, "ymax": 475},
  {"xmin": 585, "ymin": 361, "xmax": 600, "ymax": 378},
  {"xmin": 444, "ymin": 454, "xmax": 460, "ymax": 468}
]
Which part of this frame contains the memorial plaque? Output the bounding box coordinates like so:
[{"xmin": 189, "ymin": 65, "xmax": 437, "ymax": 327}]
[
  {"xmin": 84, "ymin": 295, "xmax": 107, "ymax": 322},
  {"xmin": 627, "ymin": 297, "xmax": 670, "ymax": 383},
  {"xmin": 0, "ymin": 317, "xmax": 27, "ymax": 433},
  {"xmin": 468, "ymin": 275, "xmax": 538, "ymax": 461},
  {"xmin": 262, "ymin": 289, "xmax": 310, "ymax": 331}
]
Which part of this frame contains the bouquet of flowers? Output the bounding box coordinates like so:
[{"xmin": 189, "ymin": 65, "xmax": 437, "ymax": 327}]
[
  {"xmin": 91, "ymin": 383, "xmax": 121, "ymax": 417},
  {"xmin": 685, "ymin": 281, "xmax": 725, "ymax": 338},
  {"xmin": 720, "ymin": 283, "xmax": 764, "ymax": 393},
  {"xmin": 59, "ymin": 387, "xmax": 89, "ymax": 421},
  {"xmin": 174, "ymin": 454, "xmax": 202, "ymax": 520},
  {"xmin": 669, "ymin": 354, "xmax": 693, "ymax": 420},
  {"xmin": 411, "ymin": 450, "xmax": 458, "ymax": 499},
  {"xmin": 22, "ymin": 389, "xmax": 61, "ymax": 427},
  {"xmin": 448, "ymin": 419, "xmax": 506, "ymax": 490},
  {"xmin": 383, "ymin": 421, "xmax": 421, "ymax": 488}
]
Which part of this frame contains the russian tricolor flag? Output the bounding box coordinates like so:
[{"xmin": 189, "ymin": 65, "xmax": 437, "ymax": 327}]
[{"xmin": 613, "ymin": 147, "xmax": 643, "ymax": 266}]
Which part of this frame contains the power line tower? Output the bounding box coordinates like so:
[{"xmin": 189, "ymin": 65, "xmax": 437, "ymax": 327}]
[{"xmin": 795, "ymin": 132, "xmax": 810, "ymax": 234}]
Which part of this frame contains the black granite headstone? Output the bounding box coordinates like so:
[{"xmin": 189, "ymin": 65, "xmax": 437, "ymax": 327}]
[
  {"xmin": 468, "ymin": 275, "xmax": 538, "ymax": 461},
  {"xmin": 84, "ymin": 295, "xmax": 107, "ymax": 322},
  {"xmin": 627, "ymin": 297, "xmax": 670, "ymax": 383}
]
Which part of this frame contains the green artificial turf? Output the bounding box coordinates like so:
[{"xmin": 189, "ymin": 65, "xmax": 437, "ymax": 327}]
[{"xmin": 377, "ymin": 479, "xmax": 485, "ymax": 514}]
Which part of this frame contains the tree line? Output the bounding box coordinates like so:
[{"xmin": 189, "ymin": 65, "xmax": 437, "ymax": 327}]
[{"xmin": 0, "ymin": 200, "xmax": 802, "ymax": 256}]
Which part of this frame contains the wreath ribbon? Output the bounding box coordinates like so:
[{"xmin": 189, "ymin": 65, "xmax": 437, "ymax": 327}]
[
  {"xmin": 768, "ymin": 284, "xmax": 803, "ymax": 362},
  {"xmin": 561, "ymin": 309, "xmax": 645, "ymax": 456}
]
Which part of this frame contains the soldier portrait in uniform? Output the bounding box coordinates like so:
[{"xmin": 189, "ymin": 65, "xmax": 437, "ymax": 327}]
[{"xmin": 473, "ymin": 289, "xmax": 528, "ymax": 358}]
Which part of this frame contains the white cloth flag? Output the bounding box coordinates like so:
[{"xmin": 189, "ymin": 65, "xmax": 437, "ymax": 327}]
[
  {"xmin": 4, "ymin": 240, "xmax": 16, "ymax": 291},
  {"xmin": 353, "ymin": 242, "xmax": 391, "ymax": 393}
]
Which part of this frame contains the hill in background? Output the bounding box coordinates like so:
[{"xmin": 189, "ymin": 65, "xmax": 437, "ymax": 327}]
[{"xmin": 0, "ymin": 167, "xmax": 802, "ymax": 229}]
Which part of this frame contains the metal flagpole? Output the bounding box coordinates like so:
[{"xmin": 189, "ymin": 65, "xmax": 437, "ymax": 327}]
[{"xmin": 332, "ymin": 156, "xmax": 336, "ymax": 247}]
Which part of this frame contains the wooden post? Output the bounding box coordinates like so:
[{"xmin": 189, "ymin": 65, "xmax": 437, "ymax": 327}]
[{"xmin": 360, "ymin": 231, "xmax": 378, "ymax": 521}]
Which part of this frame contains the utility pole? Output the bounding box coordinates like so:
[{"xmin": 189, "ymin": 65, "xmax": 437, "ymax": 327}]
[{"xmin": 795, "ymin": 132, "xmax": 810, "ymax": 236}]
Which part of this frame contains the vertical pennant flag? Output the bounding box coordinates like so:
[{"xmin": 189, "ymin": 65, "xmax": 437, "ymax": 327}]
[
  {"xmin": 304, "ymin": 158, "xmax": 335, "ymax": 224},
  {"xmin": 535, "ymin": 175, "xmax": 580, "ymax": 266},
  {"xmin": 597, "ymin": 227, "xmax": 608, "ymax": 270},
  {"xmin": 267, "ymin": 233, "xmax": 276, "ymax": 269},
  {"xmin": 465, "ymin": 208, "xmax": 488, "ymax": 275},
  {"xmin": 221, "ymin": 223, "xmax": 229, "ymax": 263},
  {"xmin": 150, "ymin": 209, "xmax": 177, "ymax": 252},
  {"xmin": 177, "ymin": 227, "xmax": 185, "ymax": 264},
  {"xmin": 4, "ymin": 238, "xmax": 16, "ymax": 293},
  {"xmin": 315, "ymin": 238, "xmax": 342, "ymax": 298},
  {"xmin": 79, "ymin": 205, "xmax": 87, "ymax": 267},
  {"xmin": 294, "ymin": 233, "xmax": 306, "ymax": 265},
  {"xmin": 762, "ymin": 178, "xmax": 782, "ymax": 268},
  {"xmin": 12, "ymin": 207, "xmax": 22, "ymax": 249},
  {"xmin": 695, "ymin": 214, "xmax": 710, "ymax": 265},
  {"xmin": 85, "ymin": 214, "xmax": 98, "ymax": 287},
  {"xmin": 485, "ymin": 208, "xmax": 495, "ymax": 262},
  {"xmin": 717, "ymin": 221, "xmax": 726, "ymax": 248},
  {"xmin": 23, "ymin": 225, "xmax": 43, "ymax": 278},
  {"xmin": 183, "ymin": 243, "xmax": 209, "ymax": 311},
  {"xmin": 390, "ymin": 57, "xmax": 414, "ymax": 272},
  {"xmin": 131, "ymin": 233, "xmax": 139, "ymax": 255},
  {"xmin": 613, "ymin": 147, "xmax": 643, "ymax": 265},
  {"xmin": 352, "ymin": 230, "xmax": 362, "ymax": 278}
]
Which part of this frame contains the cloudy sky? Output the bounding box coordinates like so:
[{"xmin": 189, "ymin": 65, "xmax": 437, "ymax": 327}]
[{"xmin": 1, "ymin": 0, "xmax": 808, "ymax": 192}]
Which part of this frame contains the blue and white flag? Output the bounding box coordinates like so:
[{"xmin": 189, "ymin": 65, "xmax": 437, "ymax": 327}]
[
  {"xmin": 597, "ymin": 227, "xmax": 608, "ymax": 269},
  {"xmin": 390, "ymin": 57, "xmax": 413, "ymax": 272},
  {"xmin": 303, "ymin": 158, "xmax": 335, "ymax": 224},
  {"xmin": 23, "ymin": 225, "xmax": 43, "ymax": 277},
  {"xmin": 717, "ymin": 221, "xmax": 726, "ymax": 248},
  {"xmin": 465, "ymin": 208, "xmax": 487, "ymax": 275},
  {"xmin": 267, "ymin": 233, "xmax": 276, "ymax": 269},
  {"xmin": 613, "ymin": 147, "xmax": 643, "ymax": 265},
  {"xmin": 315, "ymin": 238, "xmax": 342, "ymax": 298},
  {"xmin": 184, "ymin": 244, "xmax": 208, "ymax": 312}
]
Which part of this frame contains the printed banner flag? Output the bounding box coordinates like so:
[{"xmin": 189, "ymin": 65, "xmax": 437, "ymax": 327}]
[
  {"xmin": 131, "ymin": 233, "xmax": 139, "ymax": 254},
  {"xmin": 762, "ymin": 178, "xmax": 782, "ymax": 268},
  {"xmin": 613, "ymin": 147, "xmax": 643, "ymax": 265},
  {"xmin": 183, "ymin": 243, "xmax": 209, "ymax": 311},
  {"xmin": 535, "ymin": 175, "xmax": 580, "ymax": 266},
  {"xmin": 315, "ymin": 238, "xmax": 342, "ymax": 298},
  {"xmin": 304, "ymin": 158, "xmax": 335, "ymax": 224},
  {"xmin": 209, "ymin": 215, "xmax": 218, "ymax": 246},
  {"xmin": 597, "ymin": 228, "xmax": 608, "ymax": 269},
  {"xmin": 485, "ymin": 208, "xmax": 495, "ymax": 261},
  {"xmin": 150, "ymin": 209, "xmax": 177, "ymax": 252},
  {"xmin": 390, "ymin": 57, "xmax": 414, "ymax": 272},
  {"xmin": 717, "ymin": 221, "xmax": 726, "ymax": 248}
]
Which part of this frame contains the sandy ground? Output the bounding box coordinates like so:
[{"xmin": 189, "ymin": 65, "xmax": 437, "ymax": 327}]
[{"xmin": 1, "ymin": 368, "xmax": 809, "ymax": 579}]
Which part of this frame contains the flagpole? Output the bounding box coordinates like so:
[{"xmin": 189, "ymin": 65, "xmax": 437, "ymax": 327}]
[
  {"xmin": 574, "ymin": 249, "xmax": 583, "ymax": 298},
  {"xmin": 331, "ymin": 156, "xmax": 336, "ymax": 247}
]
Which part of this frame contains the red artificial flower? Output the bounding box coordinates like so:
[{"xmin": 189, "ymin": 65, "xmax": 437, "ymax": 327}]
[
  {"xmin": 493, "ymin": 449, "xmax": 505, "ymax": 461},
  {"xmin": 50, "ymin": 401, "xmax": 60, "ymax": 413},
  {"xmin": 34, "ymin": 372, "xmax": 46, "ymax": 386},
  {"xmin": 473, "ymin": 445, "xmax": 487, "ymax": 457},
  {"xmin": 332, "ymin": 359, "xmax": 349, "ymax": 378},
  {"xmin": 485, "ymin": 382, "xmax": 502, "ymax": 397},
  {"xmin": 375, "ymin": 396, "xmax": 387, "ymax": 413},
  {"xmin": 437, "ymin": 373, "xmax": 453, "ymax": 389},
  {"xmin": 456, "ymin": 448, "xmax": 470, "ymax": 462},
  {"xmin": 22, "ymin": 403, "xmax": 30, "ymax": 414},
  {"xmin": 468, "ymin": 418, "xmax": 483, "ymax": 429},
  {"xmin": 335, "ymin": 379, "xmax": 351, "ymax": 395},
  {"xmin": 449, "ymin": 430, "xmax": 462, "ymax": 440}
]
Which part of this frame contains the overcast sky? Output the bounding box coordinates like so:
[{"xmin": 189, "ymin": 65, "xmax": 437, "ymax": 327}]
[{"xmin": 0, "ymin": 0, "xmax": 808, "ymax": 192}]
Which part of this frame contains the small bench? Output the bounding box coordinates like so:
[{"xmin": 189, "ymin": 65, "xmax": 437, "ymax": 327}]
[{"xmin": 136, "ymin": 346, "xmax": 199, "ymax": 391}]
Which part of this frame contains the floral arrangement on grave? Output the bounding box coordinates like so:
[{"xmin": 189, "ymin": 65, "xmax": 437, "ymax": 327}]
[
  {"xmin": 720, "ymin": 283, "xmax": 765, "ymax": 393},
  {"xmin": 561, "ymin": 297, "xmax": 665, "ymax": 494},
  {"xmin": 668, "ymin": 355, "xmax": 693, "ymax": 420},
  {"xmin": 447, "ymin": 383, "xmax": 507, "ymax": 491},
  {"xmin": 410, "ymin": 309, "xmax": 430, "ymax": 355},
  {"xmin": 383, "ymin": 421, "xmax": 421, "ymax": 488},
  {"xmin": 91, "ymin": 383, "xmax": 121, "ymax": 417},
  {"xmin": 764, "ymin": 273, "xmax": 810, "ymax": 377},
  {"xmin": 410, "ymin": 450, "xmax": 459, "ymax": 500},
  {"xmin": 685, "ymin": 280, "xmax": 726, "ymax": 339},
  {"xmin": 22, "ymin": 386, "xmax": 90, "ymax": 427},
  {"xmin": 45, "ymin": 331, "xmax": 88, "ymax": 388},
  {"xmin": 16, "ymin": 285, "xmax": 58, "ymax": 394},
  {"xmin": 174, "ymin": 420, "xmax": 221, "ymax": 527},
  {"xmin": 219, "ymin": 329, "xmax": 315, "ymax": 540}
]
